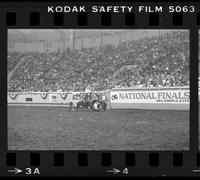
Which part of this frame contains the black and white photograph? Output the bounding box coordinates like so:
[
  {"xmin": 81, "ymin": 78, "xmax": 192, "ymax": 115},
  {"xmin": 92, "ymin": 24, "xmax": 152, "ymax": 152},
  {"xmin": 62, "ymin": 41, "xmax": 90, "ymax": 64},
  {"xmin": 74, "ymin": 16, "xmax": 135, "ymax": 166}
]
[{"xmin": 7, "ymin": 29, "xmax": 190, "ymax": 150}]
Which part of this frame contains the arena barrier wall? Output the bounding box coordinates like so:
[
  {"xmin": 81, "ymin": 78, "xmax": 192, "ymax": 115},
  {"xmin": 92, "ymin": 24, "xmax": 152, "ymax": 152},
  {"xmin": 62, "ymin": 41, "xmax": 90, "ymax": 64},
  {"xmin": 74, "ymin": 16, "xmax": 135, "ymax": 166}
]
[
  {"xmin": 110, "ymin": 86, "xmax": 189, "ymax": 111},
  {"xmin": 7, "ymin": 87, "xmax": 189, "ymax": 110},
  {"xmin": 7, "ymin": 91, "xmax": 110, "ymax": 108},
  {"xmin": 7, "ymin": 92, "xmax": 73, "ymax": 106}
]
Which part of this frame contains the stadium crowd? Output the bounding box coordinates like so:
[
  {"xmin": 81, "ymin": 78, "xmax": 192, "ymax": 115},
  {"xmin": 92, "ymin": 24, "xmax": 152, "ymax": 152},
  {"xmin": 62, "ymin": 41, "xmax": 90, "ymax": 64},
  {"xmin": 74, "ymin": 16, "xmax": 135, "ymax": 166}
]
[
  {"xmin": 8, "ymin": 31, "xmax": 189, "ymax": 92},
  {"xmin": 8, "ymin": 52, "xmax": 24, "ymax": 73}
]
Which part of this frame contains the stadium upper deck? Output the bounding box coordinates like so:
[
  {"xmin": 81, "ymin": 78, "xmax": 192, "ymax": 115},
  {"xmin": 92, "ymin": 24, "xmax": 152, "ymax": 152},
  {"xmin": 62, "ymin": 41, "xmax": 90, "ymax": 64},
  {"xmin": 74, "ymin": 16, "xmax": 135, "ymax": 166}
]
[{"xmin": 7, "ymin": 30, "xmax": 189, "ymax": 92}]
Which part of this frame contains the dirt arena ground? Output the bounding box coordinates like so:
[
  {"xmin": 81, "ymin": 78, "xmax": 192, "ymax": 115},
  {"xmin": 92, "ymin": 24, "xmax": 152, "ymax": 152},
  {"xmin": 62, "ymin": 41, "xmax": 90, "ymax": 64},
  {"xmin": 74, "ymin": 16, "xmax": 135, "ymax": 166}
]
[{"xmin": 8, "ymin": 106, "xmax": 189, "ymax": 150}]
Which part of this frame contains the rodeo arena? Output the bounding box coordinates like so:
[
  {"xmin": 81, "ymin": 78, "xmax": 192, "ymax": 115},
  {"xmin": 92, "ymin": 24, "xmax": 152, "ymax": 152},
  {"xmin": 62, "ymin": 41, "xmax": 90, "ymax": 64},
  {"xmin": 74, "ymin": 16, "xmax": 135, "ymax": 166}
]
[{"xmin": 7, "ymin": 29, "xmax": 190, "ymax": 150}]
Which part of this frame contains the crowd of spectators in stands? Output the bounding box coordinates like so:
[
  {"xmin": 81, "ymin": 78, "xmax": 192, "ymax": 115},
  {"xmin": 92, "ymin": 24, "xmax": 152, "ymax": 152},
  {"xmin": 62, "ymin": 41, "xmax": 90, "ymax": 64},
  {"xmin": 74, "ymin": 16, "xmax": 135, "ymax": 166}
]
[
  {"xmin": 8, "ymin": 31, "xmax": 189, "ymax": 92},
  {"xmin": 8, "ymin": 52, "xmax": 24, "ymax": 73}
]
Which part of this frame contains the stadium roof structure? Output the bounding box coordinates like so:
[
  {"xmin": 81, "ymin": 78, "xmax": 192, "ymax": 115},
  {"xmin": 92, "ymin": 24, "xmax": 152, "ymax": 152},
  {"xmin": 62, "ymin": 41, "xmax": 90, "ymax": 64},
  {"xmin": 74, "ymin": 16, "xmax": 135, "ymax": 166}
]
[
  {"xmin": 8, "ymin": 29, "xmax": 137, "ymax": 43},
  {"xmin": 8, "ymin": 29, "xmax": 64, "ymax": 43},
  {"xmin": 8, "ymin": 29, "xmax": 185, "ymax": 43}
]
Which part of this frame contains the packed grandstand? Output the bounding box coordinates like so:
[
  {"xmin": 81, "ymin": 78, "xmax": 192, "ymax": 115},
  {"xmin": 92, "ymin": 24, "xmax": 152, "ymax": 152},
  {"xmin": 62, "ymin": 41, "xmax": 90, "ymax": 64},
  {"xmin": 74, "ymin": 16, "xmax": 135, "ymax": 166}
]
[{"xmin": 8, "ymin": 31, "xmax": 189, "ymax": 92}]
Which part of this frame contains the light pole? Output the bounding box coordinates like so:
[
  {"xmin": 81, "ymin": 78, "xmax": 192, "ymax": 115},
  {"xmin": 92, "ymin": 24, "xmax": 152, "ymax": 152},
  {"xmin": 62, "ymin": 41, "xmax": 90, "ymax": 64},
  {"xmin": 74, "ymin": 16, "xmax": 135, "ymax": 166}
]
[
  {"xmin": 63, "ymin": 31, "xmax": 66, "ymax": 53},
  {"xmin": 81, "ymin": 36, "xmax": 83, "ymax": 50},
  {"xmin": 98, "ymin": 31, "xmax": 102, "ymax": 47},
  {"xmin": 57, "ymin": 30, "xmax": 66, "ymax": 53},
  {"xmin": 16, "ymin": 29, "xmax": 25, "ymax": 53},
  {"xmin": 72, "ymin": 30, "xmax": 75, "ymax": 49},
  {"xmin": 117, "ymin": 32, "xmax": 122, "ymax": 44},
  {"xmin": 39, "ymin": 40, "xmax": 45, "ymax": 57}
]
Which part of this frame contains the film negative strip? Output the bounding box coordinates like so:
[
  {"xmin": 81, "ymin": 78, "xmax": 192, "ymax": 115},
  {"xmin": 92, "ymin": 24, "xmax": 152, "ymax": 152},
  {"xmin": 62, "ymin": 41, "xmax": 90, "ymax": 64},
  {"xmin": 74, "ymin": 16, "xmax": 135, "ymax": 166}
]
[{"xmin": 0, "ymin": 0, "xmax": 199, "ymax": 177}]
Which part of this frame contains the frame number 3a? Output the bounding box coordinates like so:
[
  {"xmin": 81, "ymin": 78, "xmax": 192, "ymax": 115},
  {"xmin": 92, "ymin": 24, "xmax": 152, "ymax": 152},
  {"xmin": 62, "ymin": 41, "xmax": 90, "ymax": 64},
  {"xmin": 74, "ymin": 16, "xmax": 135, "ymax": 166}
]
[{"xmin": 25, "ymin": 168, "xmax": 40, "ymax": 175}]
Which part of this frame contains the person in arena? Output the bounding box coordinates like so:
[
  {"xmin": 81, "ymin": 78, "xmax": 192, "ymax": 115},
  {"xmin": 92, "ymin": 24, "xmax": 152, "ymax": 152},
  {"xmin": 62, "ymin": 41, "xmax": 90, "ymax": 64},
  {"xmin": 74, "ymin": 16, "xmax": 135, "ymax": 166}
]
[
  {"xmin": 84, "ymin": 92, "xmax": 93, "ymax": 109},
  {"xmin": 98, "ymin": 93, "xmax": 107, "ymax": 111}
]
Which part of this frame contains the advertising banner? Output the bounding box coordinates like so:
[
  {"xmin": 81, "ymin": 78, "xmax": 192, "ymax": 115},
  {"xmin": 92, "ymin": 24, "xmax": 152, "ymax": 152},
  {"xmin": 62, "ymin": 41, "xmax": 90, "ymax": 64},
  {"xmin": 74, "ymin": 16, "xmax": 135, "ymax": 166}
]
[{"xmin": 110, "ymin": 88, "xmax": 189, "ymax": 104}]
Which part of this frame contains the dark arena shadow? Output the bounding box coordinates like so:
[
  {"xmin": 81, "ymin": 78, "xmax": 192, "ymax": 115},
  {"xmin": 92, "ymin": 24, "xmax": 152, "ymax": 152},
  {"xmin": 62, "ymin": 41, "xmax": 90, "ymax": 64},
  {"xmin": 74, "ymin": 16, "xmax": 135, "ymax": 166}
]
[
  {"xmin": 8, "ymin": 106, "xmax": 189, "ymax": 150},
  {"xmin": 199, "ymin": 104, "xmax": 200, "ymax": 149}
]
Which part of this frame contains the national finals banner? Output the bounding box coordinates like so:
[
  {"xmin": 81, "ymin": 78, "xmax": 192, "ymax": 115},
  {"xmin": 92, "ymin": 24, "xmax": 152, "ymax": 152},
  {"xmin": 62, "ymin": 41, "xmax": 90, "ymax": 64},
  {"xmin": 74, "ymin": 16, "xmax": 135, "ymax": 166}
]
[{"xmin": 110, "ymin": 88, "xmax": 190, "ymax": 104}]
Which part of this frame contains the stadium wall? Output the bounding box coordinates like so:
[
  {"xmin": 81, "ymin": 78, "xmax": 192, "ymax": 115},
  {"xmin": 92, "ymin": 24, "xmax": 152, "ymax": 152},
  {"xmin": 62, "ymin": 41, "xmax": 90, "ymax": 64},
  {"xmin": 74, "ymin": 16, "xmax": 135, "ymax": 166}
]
[
  {"xmin": 7, "ymin": 92, "xmax": 73, "ymax": 106},
  {"xmin": 8, "ymin": 30, "xmax": 173, "ymax": 52},
  {"xmin": 7, "ymin": 91, "xmax": 110, "ymax": 107},
  {"xmin": 7, "ymin": 87, "xmax": 189, "ymax": 110}
]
